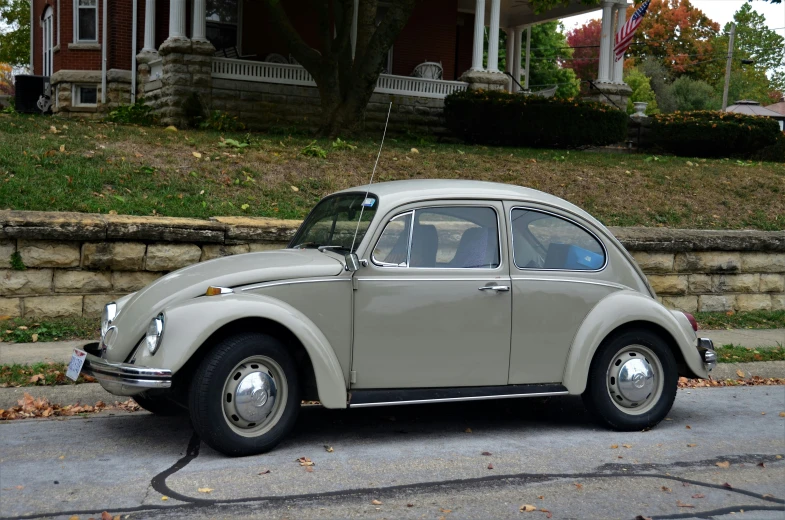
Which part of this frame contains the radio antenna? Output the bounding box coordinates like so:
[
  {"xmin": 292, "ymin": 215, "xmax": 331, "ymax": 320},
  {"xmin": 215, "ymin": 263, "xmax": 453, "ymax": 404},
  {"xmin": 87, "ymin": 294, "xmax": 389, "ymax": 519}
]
[{"xmin": 349, "ymin": 101, "xmax": 392, "ymax": 253}]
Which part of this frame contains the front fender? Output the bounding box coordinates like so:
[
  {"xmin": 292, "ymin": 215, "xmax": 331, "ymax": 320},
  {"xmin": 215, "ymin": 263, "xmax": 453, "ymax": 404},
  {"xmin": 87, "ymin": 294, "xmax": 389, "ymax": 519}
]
[
  {"xmin": 562, "ymin": 291, "xmax": 706, "ymax": 395},
  {"xmin": 133, "ymin": 293, "xmax": 348, "ymax": 409}
]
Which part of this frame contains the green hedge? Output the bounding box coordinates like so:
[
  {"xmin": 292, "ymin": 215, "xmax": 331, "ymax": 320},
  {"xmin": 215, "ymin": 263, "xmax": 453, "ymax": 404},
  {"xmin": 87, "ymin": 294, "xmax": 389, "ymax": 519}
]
[
  {"xmin": 649, "ymin": 111, "xmax": 781, "ymax": 159},
  {"xmin": 444, "ymin": 89, "xmax": 628, "ymax": 148}
]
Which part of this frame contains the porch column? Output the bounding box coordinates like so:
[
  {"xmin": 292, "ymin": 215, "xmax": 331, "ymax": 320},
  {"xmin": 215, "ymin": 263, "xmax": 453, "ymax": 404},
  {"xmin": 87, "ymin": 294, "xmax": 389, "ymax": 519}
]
[
  {"xmin": 168, "ymin": 0, "xmax": 187, "ymax": 39},
  {"xmin": 512, "ymin": 27, "xmax": 522, "ymax": 92},
  {"xmin": 192, "ymin": 0, "xmax": 207, "ymax": 41},
  {"xmin": 613, "ymin": 1, "xmax": 627, "ymax": 83},
  {"xmin": 142, "ymin": 0, "xmax": 156, "ymax": 51},
  {"xmin": 505, "ymin": 27, "xmax": 514, "ymax": 90},
  {"xmin": 351, "ymin": 0, "xmax": 359, "ymax": 58},
  {"xmin": 524, "ymin": 25, "xmax": 531, "ymax": 89},
  {"xmin": 597, "ymin": 0, "xmax": 614, "ymax": 83},
  {"xmin": 486, "ymin": 0, "xmax": 501, "ymax": 72},
  {"xmin": 470, "ymin": 0, "xmax": 486, "ymax": 70}
]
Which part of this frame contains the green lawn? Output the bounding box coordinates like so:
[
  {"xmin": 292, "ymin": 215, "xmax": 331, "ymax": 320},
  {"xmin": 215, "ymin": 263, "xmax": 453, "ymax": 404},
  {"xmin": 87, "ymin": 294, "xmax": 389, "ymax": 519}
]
[
  {"xmin": 715, "ymin": 345, "xmax": 785, "ymax": 363},
  {"xmin": 695, "ymin": 310, "xmax": 785, "ymax": 330},
  {"xmin": 0, "ymin": 317, "xmax": 99, "ymax": 343},
  {"xmin": 1, "ymin": 113, "xmax": 784, "ymax": 229}
]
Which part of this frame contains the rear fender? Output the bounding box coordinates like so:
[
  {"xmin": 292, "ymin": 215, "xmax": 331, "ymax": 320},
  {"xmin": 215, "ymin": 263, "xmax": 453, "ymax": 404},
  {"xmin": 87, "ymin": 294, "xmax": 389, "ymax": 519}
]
[
  {"xmin": 562, "ymin": 291, "xmax": 706, "ymax": 394},
  {"xmin": 133, "ymin": 293, "xmax": 348, "ymax": 408}
]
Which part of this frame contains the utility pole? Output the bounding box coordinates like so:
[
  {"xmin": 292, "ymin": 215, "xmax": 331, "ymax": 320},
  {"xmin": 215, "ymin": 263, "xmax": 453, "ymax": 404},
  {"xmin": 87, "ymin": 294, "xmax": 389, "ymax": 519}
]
[{"xmin": 722, "ymin": 23, "xmax": 736, "ymax": 111}]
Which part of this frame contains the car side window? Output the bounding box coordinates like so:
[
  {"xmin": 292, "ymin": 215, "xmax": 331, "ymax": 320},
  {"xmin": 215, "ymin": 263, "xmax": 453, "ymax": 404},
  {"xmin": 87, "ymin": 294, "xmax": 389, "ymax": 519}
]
[
  {"xmin": 373, "ymin": 206, "xmax": 500, "ymax": 269},
  {"xmin": 511, "ymin": 209, "xmax": 605, "ymax": 270}
]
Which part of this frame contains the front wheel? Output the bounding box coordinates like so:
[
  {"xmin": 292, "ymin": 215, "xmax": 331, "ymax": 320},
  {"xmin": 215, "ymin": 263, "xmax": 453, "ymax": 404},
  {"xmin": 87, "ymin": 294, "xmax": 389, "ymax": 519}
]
[
  {"xmin": 189, "ymin": 333, "xmax": 300, "ymax": 456},
  {"xmin": 582, "ymin": 329, "xmax": 677, "ymax": 431}
]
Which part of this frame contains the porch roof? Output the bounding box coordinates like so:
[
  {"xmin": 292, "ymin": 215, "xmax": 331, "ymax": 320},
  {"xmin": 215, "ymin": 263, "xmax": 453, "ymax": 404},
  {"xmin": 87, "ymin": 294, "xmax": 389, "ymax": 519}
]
[{"xmin": 457, "ymin": 0, "xmax": 604, "ymax": 28}]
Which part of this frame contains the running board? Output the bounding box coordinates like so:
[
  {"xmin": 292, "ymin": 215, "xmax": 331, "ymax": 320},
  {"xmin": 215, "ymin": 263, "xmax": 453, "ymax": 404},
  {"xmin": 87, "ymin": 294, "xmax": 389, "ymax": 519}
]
[{"xmin": 348, "ymin": 383, "xmax": 568, "ymax": 408}]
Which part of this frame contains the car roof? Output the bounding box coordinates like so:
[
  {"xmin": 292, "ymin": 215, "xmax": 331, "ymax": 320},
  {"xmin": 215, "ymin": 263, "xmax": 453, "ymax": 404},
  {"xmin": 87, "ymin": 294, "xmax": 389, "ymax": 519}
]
[{"xmin": 335, "ymin": 179, "xmax": 603, "ymax": 228}]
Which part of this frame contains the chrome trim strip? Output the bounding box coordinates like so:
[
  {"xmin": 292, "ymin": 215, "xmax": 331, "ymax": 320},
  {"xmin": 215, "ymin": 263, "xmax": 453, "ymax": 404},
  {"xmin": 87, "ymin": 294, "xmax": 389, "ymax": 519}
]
[
  {"xmin": 356, "ymin": 277, "xmax": 509, "ymax": 282},
  {"xmin": 349, "ymin": 391, "xmax": 569, "ymax": 408},
  {"xmin": 510, "ymin": 277, "xmax": 630, "ymax": 290},
  {"xmin": 509, "ymin": 206, "xmax": 609, "ymax": 273},
  {"xmin": 240, "ymin": 278, "xmax": 350, "ymax": 292},
  {"xmin": 82, "ymin": 352, "xmax": 172, "ymax": 389}
]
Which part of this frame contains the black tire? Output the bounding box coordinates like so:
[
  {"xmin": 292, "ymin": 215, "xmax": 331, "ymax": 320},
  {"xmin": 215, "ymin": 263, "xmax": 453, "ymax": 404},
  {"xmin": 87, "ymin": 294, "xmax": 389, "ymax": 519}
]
[
  {"xmin": 133, "ymin": 395, "xmax": 185, "ymax": 416},
  {"xmin": 189, "ymin": 332, "xmax": 300, "ymax": 456},
  {"xmin": 582, "ymin": 329, "xmax": 677, "ymax": 431}
]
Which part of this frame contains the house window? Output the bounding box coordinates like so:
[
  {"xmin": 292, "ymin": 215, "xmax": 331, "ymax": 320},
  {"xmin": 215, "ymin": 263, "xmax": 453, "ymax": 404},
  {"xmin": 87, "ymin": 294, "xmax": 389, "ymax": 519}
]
[
  {"xmin": 75, "ymin": 0, "xmax": 98, "ymax": 42},
  {"xmin": 206, "ymin": 0, "xmax": 239, "ymax": 52},
  {"xmin": 73, "ymin": 84, "xmax": 98, "ymax": 106},
  {"xmin": 42, "ymin": 6, "xmax": 54, "ymax": 76}
]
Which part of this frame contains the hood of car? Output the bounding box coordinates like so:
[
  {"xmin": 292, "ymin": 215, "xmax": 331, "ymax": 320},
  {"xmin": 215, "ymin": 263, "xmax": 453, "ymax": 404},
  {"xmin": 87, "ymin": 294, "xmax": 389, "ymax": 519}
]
[{"xmin": 106, "ymin": 249, "xmax": 344, "ymax": 361}]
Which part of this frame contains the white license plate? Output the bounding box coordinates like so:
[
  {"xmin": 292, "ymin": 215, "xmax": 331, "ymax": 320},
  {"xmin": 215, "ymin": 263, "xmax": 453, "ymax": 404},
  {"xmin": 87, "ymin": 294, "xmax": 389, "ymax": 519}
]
[{"xmin": 66, "ymin": 349, "xmax": 87, "ymax": 381}]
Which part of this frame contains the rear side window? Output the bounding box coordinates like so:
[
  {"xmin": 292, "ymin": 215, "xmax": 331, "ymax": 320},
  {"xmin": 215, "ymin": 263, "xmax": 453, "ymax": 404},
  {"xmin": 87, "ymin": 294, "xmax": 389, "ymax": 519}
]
[{"xmin": 511, "ymin": 209, "xmax": 605, "ymax": 271}]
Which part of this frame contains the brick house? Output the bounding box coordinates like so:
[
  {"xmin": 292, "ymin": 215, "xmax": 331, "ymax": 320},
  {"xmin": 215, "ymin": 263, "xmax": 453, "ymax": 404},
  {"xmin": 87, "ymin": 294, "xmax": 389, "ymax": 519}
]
[{"xmin": 28, "ymin": 0, "xmax": 631, "ymax": 130}]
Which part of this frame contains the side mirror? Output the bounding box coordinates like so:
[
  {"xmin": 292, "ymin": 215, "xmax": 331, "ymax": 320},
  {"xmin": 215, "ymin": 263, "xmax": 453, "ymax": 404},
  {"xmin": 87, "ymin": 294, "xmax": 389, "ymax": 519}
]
[{"xmin": 345, "ymin": 253, "xmax": 361, "ymax": 272}]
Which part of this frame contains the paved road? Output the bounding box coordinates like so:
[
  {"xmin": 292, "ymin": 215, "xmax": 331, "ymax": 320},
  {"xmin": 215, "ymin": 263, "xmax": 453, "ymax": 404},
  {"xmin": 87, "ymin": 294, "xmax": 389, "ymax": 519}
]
[{"xmin": 1, "ymin": 386, "xmax": 783, "ymax": 520}]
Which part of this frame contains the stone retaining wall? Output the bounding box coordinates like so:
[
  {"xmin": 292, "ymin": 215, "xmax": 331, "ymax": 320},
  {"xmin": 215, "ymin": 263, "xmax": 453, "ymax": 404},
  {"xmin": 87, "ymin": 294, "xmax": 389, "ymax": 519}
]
[{"xmin": 1, "ymin": 211, "xmax": 783, "ymax": 318}]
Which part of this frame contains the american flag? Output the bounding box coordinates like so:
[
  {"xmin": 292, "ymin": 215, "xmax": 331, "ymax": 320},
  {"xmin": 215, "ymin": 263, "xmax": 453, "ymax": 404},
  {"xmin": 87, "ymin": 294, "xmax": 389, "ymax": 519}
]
[{"xmin": 614, "ymin": 0, "xmax": 651, "ymax": 62}]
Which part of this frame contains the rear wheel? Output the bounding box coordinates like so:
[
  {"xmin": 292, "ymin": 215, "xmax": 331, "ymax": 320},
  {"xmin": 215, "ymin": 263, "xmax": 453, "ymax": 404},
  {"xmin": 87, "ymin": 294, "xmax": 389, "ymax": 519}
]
[
  {"xmin": 582, "ymin": 329, "xmax": 677, "ymax": 431},
  {"xmin": 189, "ymin": 333, "xmax": 300, "ymax": 456}
]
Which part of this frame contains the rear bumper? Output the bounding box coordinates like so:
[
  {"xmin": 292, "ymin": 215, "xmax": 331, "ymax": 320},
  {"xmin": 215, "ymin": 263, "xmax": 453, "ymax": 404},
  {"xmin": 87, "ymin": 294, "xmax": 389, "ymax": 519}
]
[
  {"xmin": 697, "ymin": 337, "xmax": 717, "ymax": 372},
  {"xmin": 80, "ymin": 342, "xmax": 172, "ymax": 393}
]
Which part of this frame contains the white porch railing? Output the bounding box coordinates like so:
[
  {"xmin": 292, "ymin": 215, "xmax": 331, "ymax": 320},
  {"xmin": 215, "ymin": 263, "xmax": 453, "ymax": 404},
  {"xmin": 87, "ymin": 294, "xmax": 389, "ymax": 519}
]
[{"xmin": 211, "ymin": 57, "xmax": 467, "ymax": 99}]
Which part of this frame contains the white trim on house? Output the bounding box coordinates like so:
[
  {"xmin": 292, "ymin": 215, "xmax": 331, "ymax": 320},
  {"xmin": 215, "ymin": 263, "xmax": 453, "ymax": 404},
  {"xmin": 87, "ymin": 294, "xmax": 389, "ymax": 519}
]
[
  {"xmin": 211, "ymin": 58, "xmax": 467, "ymax": 99},
  {"xmin": 73, "ymin": 0, "xmax": 99, "ymax": 42},
  {"xmin": 72, "ymin": 83, "xmax": 98, "ymax": 106}
]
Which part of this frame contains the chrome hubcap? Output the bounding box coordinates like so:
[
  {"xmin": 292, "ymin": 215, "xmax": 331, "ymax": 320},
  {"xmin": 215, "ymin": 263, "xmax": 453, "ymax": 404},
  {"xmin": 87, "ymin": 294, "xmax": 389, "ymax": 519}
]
[
  {"xmin": 606, "ymin": 345, "xmax": 663, "ymax": 415},
  {"xmin": 222, "ymin": 356, "xmax": 287, "ymax": 437}
]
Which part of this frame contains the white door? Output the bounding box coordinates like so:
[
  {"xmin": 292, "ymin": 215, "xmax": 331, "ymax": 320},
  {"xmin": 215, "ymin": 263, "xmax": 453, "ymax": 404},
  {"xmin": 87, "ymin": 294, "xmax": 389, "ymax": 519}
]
[{"xmin": 42, "ymin": 7, "xmax": 53, "ymax": 76}]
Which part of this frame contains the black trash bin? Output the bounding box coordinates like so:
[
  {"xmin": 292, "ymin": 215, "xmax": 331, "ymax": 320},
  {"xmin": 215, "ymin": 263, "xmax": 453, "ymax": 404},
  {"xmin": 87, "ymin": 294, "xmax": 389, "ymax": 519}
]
[{"xmin": 14, "ymin": 75, "xmax": 50, "ymax": 113}]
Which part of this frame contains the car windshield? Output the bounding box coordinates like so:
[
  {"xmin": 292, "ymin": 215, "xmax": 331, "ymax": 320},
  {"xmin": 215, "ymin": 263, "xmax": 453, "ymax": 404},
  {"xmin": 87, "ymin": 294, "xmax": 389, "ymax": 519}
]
[{"xmin": 289, "ymin": 192, "xmax": 378, "ymax": 253}]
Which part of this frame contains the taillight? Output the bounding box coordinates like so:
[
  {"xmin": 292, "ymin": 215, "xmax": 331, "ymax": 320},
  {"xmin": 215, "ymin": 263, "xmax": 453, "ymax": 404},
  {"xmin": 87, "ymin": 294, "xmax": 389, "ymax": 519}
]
[{"xmin": 683, "ymin": 312, "xmax": 698, "ymax": 331}]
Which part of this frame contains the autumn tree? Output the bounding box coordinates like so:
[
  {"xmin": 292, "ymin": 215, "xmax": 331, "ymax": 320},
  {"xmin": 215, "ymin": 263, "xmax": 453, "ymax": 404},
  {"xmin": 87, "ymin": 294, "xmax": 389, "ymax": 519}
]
[
  {"xmin": 564, "ymin": 18, "xmax": 601, "ymax": 82},
  {"xmin": 0, "ymin": 0, "xmax": 29, "ymax": 67},
  {"xmin": 625, "ymin": 0, "xmax": 720, "ymax": 81},
  {"xmin": 0, "ymin": 62, "xmax": 14, "ymax": 96}
]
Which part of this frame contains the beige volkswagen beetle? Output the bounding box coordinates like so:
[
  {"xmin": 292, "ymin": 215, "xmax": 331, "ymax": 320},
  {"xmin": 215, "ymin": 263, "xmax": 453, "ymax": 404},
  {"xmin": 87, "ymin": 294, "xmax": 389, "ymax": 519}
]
[{"xmin": 69, "ymin": 180, "xmax": 716, "ymax": 456}]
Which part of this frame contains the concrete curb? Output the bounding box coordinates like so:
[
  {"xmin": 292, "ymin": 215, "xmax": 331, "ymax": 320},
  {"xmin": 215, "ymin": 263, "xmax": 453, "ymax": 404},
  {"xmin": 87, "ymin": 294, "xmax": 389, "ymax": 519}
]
[{"xmin": 709, "ymin": 360, "xmax": 785, "ymax": 380}]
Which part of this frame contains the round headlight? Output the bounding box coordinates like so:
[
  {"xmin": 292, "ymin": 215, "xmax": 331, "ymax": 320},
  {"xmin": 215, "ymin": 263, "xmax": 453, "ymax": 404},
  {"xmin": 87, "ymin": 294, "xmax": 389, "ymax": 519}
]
[
  {"xmin": 101, "ymin": 302, "xmax": 117, "ymax": 337},
  {"xmin": 146, "ymin": 314, "xmax": 164, "ymax": 355}
]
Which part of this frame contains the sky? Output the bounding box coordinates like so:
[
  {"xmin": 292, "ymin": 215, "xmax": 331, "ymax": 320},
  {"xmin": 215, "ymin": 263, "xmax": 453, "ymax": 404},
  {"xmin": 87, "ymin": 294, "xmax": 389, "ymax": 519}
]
[{"xmin": 561, "ymin": 0, "xmax": 785, "ymax": 33}]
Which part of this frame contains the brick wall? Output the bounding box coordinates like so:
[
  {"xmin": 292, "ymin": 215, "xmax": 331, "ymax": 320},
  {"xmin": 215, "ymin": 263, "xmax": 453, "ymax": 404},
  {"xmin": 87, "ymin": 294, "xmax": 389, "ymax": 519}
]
[
  {"xmin": 391, "ymin": 0, "xmax": 458, "ymax": 79},
  {"xmin": 1, "ymin": 212, "xmax": 783, "ymax": 319}
]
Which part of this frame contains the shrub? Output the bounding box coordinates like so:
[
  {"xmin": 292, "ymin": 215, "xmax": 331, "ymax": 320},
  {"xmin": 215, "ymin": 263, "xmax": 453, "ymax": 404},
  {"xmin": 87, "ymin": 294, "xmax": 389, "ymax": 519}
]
[
  {"xmin": 200, "ymin": 110, "xmax": 246, "ymax": 131},
  {"xmin": 444, "ymin": 89, "xmax": 628, "ymax": 148},
  {"xmin": 670, "ymin": 77, "xmax": 720, "ymax": 112},
  {"xmin": 106, "ymin": 99, "xmax": 156, "ymax": 125},
  {"xmin": 649, "ymin": 110, "xmax": 781, "ymax": 158},
  {"xmin": 751, "ymin": 132, "xmax": 785, "ymax": 163}
]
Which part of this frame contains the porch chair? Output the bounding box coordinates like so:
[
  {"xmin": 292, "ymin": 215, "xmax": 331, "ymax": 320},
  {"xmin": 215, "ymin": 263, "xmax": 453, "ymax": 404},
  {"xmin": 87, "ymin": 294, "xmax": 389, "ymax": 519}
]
[
  {"xmin": 411, "ymin": 61, "xmax": 443, "ymax": 80},
  {"xmin": 519, "ymin": 85, "xmax": 557, "ymax": 98},
  {"xmin": 214, "ymin": 46, "xmax": 257, "ymax": 60},
  {"xmin": 265, "ymin": 53, "xmax": 289, "ymax": 64}
]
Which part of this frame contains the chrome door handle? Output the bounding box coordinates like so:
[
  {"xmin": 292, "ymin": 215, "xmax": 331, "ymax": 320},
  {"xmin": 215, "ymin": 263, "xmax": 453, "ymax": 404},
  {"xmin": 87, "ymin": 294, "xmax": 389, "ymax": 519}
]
[{"xmin": 479, "ymin": 285, "xmax": 510, "ymax": 292}]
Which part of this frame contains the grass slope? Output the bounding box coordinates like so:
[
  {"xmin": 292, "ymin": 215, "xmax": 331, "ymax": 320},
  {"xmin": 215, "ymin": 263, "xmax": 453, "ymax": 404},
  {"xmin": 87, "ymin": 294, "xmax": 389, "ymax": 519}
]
[{"xmin": 1, "ymin": 114, "xmax": 784, "ymax": 229}]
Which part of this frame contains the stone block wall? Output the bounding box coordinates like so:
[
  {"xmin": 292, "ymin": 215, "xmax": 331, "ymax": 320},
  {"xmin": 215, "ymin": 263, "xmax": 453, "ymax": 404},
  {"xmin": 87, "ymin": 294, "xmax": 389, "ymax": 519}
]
[{"xmin": 1, "ymin": 212, "xmax": 783, "ymax": 318}]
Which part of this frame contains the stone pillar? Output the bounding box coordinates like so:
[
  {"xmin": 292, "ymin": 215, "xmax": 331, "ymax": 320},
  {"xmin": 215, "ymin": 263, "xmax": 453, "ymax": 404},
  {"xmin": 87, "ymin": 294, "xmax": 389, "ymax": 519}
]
[
  {"xmin": 598, "ymin": 0, "xmax": 614, "ymax": 83},
  {"xmin": 486, "ymin": 0, "xmax": 501, "ymax": 72},
  {"xmin": 470, "ymin": 0, "xmax": 485, "ymax": 71},
  {"xmin": 512, "ymin": 27, "xmax": 522, "ymax": 93},
  {"xmin": 142, "ymin": 0, "xmax": 156, "ymax": 51},
  {"xmin": 192, "ymin": 0, "xmax": 207, "ymax": 42},
  {"xmin": 168, "ymin": 0, "xmax": 187, "ymax": 40},
  {"xmin": 613, "ymin": 1, "xmax": 627, "ymax": 84}
]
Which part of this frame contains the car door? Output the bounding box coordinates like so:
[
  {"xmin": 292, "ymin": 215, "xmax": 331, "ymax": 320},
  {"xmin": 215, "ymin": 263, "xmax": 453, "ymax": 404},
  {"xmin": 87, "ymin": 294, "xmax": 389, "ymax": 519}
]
[
  {"xmin": 505, "ymin": 202, "xmax": 626, "ymax": 385},
  {"xmin": 351, "ymin": 201, "xmax": 511, "ymax": 389}
]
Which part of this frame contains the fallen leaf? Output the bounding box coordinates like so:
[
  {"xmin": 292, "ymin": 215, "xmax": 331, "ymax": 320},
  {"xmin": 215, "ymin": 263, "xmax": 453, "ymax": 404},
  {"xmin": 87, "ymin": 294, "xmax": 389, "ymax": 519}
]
[
  {"xmin": 161, "ymin": 496, "xmax": 169, "ymax": 501},
  {"xmin": 487, "ymin": 463, "xmax": 494, "ymax": 470},
  {"xmin": 635, "ymin": 516, "xmax": 653, "ymax": 520},
  {"xmin": 440, "ymin": 508, "xmax": 452, "ymax": 513},
  {"xmin": 164, "ymin": 126, "xmax": 177, "ymax": 132},
  {"xmin": 716, "ymin": 461, "xmax": 730, "ymax": 469},
  {"xmin": 410, "ymin": 148, "xmax": 419, "ymax": 154},
  {"xmin": 736, "ymin": 369, "xmax": 745, "ymax": 378},
  {"xmin": 258, "ymin": 469, "xmax": 271, "ymax": 475},
  {"xmin": 661, "ymin": 486, "xmax": 672, "ymax": 493},
  {"xmin": 69, "ymin": 516, "xmax": 79, "ymax": 520},
  {"xmin": 622, "ymin": 444, "xmax": 633, "ymax": 448},
  {"xmin": 763, "ymin": 493, "xmax": 775, "ymax": 498},
  {"xmin": 722, "ymin": 482, "xmax": 733, "ymax": 489},
  {"xmin": 692, "ymin": 493, "xmax": 705, "ymax": 499},
  {"xmin": 407, "ymin": 503, "xmax": 414, "ymax": 507},
  {"xmin": 574, "ymin": 483, "xmax": 583, "ymax": 490},
  {"xmin": 687, "ymin": 443, "xmax": 697, "ymax": 447},
  {"xmin": 676, "ymin": 500, "xmax": 694, "ymax": 508},
  {"xmin": 482, "ymin": 451, "xmax": 492, "ymax": 456},
  {"xmin": 290, "ymin": 185, "xmax": 299, "ymax": 192},
  {"xmin": 15, "ymin": 485, "xmax": 23, "ymax": 490},
  {"xmin": 29, "ymin": 374, "xmax": 44, "ymax": 383},
  {"xmin": 537, "ymin": 496, "xmax": 544, "ymax": 500},
  {"xmin": 464, "ymin": 428, "xmax": 472, "ymax": 433},
  {"xmin": 540, "ymin": 509, "xmax": 553, "ymax": 518},
  {"xmin": 777, "ymin": 455, "xmax": 783, "ymax": 459},
  {"xmin": 758, "ymin": 462, "xmax": 766, "ymax": 468},
  {"xmin": 324, "ymin": 445, "xmax": 334, "ymax": 453},
  {"xmin": 520, "ymin": 504, "xmax": 537, "ymax": 512},
  {"xmin": 101, "ymin": 512, "xmax": 112, "ymax": 520},
  {"xmin": 31, "ymin": 333, "xmax": 38, "ymax": 342},
  {"xmin": 779, "ymin": 412, "xmax": 785, "ymax": 417},
  {"xmin": 686, "ymin": 425, "xmax": 691, "ymax": 429},
  {"xmin": 371, "ymin": 499, "xmax": 382, "ymax": 505},
  {"xmin": 58, "ymin": 455, "xmax": 65, "ymax": 460},
  {"xmin": 610, "ymin": 444, "xmax": 619, "ymax": 449},
  {"xmin": 297, "ymin": 457, "xmax": 314, "ymax": 466},
  {"xmin": 197, "ymin": 487, "xmax": 214, "ymax": 493},
  {"xmin": 192, "ymin": 152, "xmax": 202, "ymax": 159}
]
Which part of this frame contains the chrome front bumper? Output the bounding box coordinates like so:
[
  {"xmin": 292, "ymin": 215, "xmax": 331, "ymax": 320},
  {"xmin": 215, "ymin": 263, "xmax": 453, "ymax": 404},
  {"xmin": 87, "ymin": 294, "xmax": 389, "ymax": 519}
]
[
  {"xmin": 80, "ymin": 345, "xmax": 172, "ymax": 390},
  {"xmin": 697, "ymin": 337, "xmax": 717, "ymax": 371}
]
